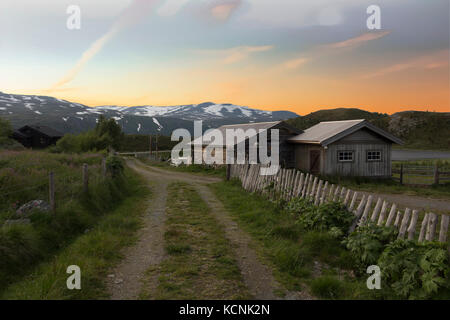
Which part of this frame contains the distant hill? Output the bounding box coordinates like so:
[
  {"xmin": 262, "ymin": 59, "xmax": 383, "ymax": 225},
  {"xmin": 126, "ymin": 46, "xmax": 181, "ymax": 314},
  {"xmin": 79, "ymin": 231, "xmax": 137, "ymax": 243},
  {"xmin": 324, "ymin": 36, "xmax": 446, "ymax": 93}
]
[{"xmin": 286, "ymin": 108, "xmax": 450, "ymax": 150}]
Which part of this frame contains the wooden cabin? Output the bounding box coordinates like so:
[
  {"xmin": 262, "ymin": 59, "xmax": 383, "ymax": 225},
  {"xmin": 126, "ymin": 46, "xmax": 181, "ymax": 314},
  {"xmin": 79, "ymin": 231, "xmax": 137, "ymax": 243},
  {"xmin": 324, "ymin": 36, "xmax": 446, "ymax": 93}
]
[
  {"xmin": 191, "ymin": 121, "xmax": 302, "ymax": 167},
  {"xmin": 13, "ymin": 125, "xmax": 63, "ymax": 149},
  {"xmin": 288, "ymin": 120, "xmax": 403, "ymax": 177}
]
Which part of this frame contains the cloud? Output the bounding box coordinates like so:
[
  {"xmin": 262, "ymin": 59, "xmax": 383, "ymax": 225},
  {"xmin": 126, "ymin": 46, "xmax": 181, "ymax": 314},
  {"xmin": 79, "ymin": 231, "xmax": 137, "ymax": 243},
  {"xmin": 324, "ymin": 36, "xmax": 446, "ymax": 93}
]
[
  {"xmin": 47, "ymin": 0, "xmax": 158, "ymax": 92},
  {"xmin": 196, "ymin": 45, "xmax": 274, "ymax": 64},
  {"xmin": 324, "ymin": 31, "xmax": 391, "ymax": 49},
  {"xmin": 210, "ymin": 0, "xmax": 242, "ymax": 21},
  {"xmin": 362, "ymin": 50, "xmax": 449, "ymax": 79},
  {"xmin": 157, "ymin": 0, "xmax": 190, "ymax": 16},
  {"xmin": 282, "ymin": 57, "xmax": 309, "ymax": 70}
]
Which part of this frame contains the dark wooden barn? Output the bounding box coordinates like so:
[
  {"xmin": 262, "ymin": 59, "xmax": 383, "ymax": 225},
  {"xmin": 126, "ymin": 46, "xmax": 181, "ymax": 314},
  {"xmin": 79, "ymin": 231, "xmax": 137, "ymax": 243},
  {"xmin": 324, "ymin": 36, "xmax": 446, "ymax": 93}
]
[{"xmin": 12, "ymin": 125, "xmax": 63, "ymax": 149}]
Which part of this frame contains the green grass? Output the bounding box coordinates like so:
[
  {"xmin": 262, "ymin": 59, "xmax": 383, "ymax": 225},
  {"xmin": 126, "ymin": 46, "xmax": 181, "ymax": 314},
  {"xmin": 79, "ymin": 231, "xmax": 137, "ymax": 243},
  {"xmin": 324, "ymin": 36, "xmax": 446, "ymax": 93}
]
[
  {"xmin": 210, "ymin": 180, "xmax": 374, "ymax": 299},
  {"xmin": 0, "ymin": 173, "xmax": 150, "ymax": 299},
  {"xmin": 139, "ymin": 182, "xmax": 249, "ymax": 300}
]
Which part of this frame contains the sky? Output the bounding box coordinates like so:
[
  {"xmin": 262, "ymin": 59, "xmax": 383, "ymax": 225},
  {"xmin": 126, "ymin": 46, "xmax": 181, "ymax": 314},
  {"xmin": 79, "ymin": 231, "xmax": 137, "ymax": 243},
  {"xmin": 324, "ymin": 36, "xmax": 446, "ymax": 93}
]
[{"xmin": 0, "ymin": 0, "xmax": 449, "ymax": 115}]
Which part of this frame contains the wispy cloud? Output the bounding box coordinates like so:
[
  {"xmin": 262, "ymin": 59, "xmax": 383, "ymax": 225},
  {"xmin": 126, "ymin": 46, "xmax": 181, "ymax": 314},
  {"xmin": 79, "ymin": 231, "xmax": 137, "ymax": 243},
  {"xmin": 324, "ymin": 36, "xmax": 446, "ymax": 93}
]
[
  {"xmin": 362, "ymin": 49, "xmax": 449, "ymax": 79},
  {"xmin": 324, "ymin": 31, "xmax": 391, "ymax": 49},
  {"xmin": 281, "ymin": 57, "xmax": 309, "ymax": 70},
  {"xmin": 46, "ymin": 0, "xmax": 158, "ymax": 93},
  {"xmin": 157, "ymin": 0, "xmax": 190, "ymax": 17},
  {"xmin": 196, "ymin": 45, "xmax": 274, "ymax": 64},
  {"xmin": 210, "ymin": 0, "xmax": 242, "ymax": 22}
]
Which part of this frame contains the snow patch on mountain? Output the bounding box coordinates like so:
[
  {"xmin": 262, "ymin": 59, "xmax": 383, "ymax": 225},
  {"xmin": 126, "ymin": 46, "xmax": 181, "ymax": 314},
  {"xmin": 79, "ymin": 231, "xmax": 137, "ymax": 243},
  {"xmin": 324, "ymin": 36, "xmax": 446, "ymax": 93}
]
[{"xmin": 152, "ymin": 118, "xmax": 163, "ymax": 131}]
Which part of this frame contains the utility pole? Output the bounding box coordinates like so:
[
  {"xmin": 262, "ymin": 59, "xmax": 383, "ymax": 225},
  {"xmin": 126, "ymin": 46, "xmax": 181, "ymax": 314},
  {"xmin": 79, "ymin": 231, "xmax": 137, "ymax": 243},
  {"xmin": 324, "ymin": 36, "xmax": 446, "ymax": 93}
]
[{"xmin": 149, "ymin": 135, "xmax": 152, "ymax": 156}]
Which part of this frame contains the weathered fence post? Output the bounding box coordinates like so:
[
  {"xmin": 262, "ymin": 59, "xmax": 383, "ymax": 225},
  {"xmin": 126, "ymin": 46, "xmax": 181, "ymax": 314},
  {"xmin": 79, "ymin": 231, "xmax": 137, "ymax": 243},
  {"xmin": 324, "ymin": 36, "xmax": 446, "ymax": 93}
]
[
  {"xmin": 418, "ymin": 213, "xmax": 429, "ymax": 242},
  {"xmin": 377, "ymin": 201, "xmax": 388, "ymax": 226},
  {"xmin": 434, "ymin": 163, "xmax": 439, "ymax": 185},
  {"xmin": 226, "ymin": 164, "xmax": 231, "ymax": 181},
  {"xmin": 82, "ymin": 163, "xmax": 89, "ymax": 193},
  {"xmin": 385, "ymin": 203, "xmax": 397, "ymax": 227},
  {"xmin": 425, "ymin": 213, "xmax": 438, "ymax": 241},
  {"xmin": 102, "ymin": 158, "xmax": 107, "ymax": 178},
  {"xmin": 438, "ymin": 214, "xmax": 449, "ymax": 243},
  {"xmin": 407, "ymin": 210, "xmax": 419, "ymax": 240},
  {"xmin": 370, "ymin": 198, "xmax": 383, "ymax": 222},
  {"xmin": 398, "ymin": 208, "xmax": 411, "ymax": 239},
  {"xmin": 349, "ymin": 191, "xmax": 358, "ymax": 212},
  {"xmin": 399, "ymin": 164, "xmax": 403, "ymax": 185},
  {"xmin": 49, "ymin": 171, "xmax": 55, "ymax": 212}
]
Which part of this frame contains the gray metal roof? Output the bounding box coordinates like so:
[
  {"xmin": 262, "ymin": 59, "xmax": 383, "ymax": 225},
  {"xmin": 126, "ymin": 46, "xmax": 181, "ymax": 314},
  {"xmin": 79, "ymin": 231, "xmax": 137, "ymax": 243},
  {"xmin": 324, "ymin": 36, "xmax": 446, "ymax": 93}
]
[{"xmin": 288, "ymin": 119, "xmax": 403, "ymax": 146}]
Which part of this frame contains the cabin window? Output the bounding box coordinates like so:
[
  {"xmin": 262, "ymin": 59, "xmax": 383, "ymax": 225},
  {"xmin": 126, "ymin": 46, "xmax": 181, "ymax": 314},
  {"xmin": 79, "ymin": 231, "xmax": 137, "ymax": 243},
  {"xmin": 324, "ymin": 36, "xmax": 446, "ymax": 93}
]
[
  {"xmin": 367, "ymin": 150, "xmax": 382, "ymax": 162},
  {"xmin": 338, "ymin": 151, "xmax": 354, "ymax": 162}
]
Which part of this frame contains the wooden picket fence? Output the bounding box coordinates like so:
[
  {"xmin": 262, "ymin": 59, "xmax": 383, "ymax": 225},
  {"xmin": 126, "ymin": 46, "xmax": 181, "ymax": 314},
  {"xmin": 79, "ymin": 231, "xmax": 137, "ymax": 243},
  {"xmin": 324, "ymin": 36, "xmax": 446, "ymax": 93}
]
[{"xmin": 229, "ymin": 164, "xmax": 449, "ymax": 245}]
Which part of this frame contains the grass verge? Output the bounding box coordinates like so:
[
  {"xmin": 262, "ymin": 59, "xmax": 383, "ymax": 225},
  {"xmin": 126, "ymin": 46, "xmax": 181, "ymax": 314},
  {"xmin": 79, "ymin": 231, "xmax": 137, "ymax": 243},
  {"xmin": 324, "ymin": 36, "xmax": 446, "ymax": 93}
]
[
  {"xmin": 0, "ymin": 168, "xmax": 150, "ymax": 299},
  {"xmin": 139, "ymin": 182, "xmax": 249, "ymax": 300}
]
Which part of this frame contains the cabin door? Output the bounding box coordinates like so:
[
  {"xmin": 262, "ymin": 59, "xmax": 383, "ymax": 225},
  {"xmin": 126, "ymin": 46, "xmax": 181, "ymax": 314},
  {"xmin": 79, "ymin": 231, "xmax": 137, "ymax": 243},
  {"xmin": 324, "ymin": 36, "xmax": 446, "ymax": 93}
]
[{"xmin": 309, "ymin": 150, "xmax": 321, "ymax": 174}]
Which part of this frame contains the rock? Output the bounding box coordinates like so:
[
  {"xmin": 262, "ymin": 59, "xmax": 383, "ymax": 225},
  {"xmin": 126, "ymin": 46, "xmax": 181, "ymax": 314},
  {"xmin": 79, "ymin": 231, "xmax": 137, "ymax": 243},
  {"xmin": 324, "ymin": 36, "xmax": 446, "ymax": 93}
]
[
  {"xmin": 4, "ymin": 219, "xmax": 31, "ymax": 226},
  {"xmin": 16, "ymin": 200, "xmax": 51, "ymax": 216},
  {"xmin": 114, "ymin": 278, "xmax": 123, "ymax": 284},
  {"xmin": 107, "ymin": 274, "xmax": 115, "ymax": 278}
]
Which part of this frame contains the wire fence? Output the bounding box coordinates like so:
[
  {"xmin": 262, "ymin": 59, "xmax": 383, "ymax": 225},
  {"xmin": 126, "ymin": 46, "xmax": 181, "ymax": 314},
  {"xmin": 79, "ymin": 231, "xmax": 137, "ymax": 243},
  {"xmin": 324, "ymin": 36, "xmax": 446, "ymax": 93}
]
[{"xmin": 0, "ymin": 159, "xmax": 107, "ymax": 218}]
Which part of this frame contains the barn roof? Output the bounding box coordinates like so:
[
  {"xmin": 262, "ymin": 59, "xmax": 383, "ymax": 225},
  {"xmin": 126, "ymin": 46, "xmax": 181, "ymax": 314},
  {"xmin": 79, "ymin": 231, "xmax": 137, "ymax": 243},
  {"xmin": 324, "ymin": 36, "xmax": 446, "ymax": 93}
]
[
  {"xmin": 20, "ymin": 125, "xmax": 63, "ymax": 138},
  {"xmin": 191, "ymin": 121, "xmax": 301, "ymax": 146},
  {"xmin": 288, "ymin": 119, "xmax": 403, "ymax": 146}
]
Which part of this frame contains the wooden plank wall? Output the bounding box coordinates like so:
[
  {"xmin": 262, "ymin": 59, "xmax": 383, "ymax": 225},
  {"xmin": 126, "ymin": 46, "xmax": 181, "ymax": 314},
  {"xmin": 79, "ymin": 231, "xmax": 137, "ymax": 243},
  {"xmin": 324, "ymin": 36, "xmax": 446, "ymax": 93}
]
[{"xmin": 229, "ymin": 164, "xmax": 449, "ymax": 245}]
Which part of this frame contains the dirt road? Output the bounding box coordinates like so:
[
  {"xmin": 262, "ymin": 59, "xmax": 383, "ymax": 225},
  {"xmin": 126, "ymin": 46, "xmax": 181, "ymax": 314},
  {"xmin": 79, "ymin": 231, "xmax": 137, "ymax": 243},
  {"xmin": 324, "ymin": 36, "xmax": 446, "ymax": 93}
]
[
  {"xmin": 106, "ymin": 160, "xmax": 299, "ymax": 300},
  {"xmin": 359, "ymin": 191, "xmax": 450, "ymax": 214}
]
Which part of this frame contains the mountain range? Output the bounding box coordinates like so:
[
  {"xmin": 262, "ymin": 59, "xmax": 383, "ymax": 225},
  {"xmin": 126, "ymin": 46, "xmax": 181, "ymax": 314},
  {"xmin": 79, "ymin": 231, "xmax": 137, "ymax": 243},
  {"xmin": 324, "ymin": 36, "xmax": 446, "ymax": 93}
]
[
  {"xmin": 0, "ymin": 92, "xmax": 298, "ymax": 136},
  {"xmin": 1, "ymin": 92, "xmax": 449, "ymax": 150}
]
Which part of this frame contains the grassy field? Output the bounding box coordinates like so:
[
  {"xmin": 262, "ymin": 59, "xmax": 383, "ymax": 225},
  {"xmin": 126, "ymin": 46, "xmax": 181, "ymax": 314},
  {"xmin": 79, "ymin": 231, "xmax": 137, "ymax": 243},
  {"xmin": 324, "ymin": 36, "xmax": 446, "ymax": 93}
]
[
  {"xmin": 325, "ymin": 159, "xmax": 450, "ymax": 200},
  {"xmin": 0, "ymin": 150, "xmax": 150, "ymax": 297},
  {"xmin": 139, "ymin": 182, "xmax": 249, "ymax": 300}
]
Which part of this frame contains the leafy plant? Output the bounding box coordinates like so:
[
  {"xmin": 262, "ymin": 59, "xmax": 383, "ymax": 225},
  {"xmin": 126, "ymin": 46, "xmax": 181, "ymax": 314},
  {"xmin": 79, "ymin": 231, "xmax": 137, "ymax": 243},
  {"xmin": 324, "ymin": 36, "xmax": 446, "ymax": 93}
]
[
  {"xmin": 343, "ymin": 223, "xmax": 398, "ymax": 270},
  {"xmin": 296, "ymin": 201, "xmax": 354, "ymax": 233},
  {"xmin": 378, "ymin": 239, "xmax": 449, "ymax": 299},
  {"xmin": 106, "ymin": 155, "xmax": 124, "ymax": 177}
]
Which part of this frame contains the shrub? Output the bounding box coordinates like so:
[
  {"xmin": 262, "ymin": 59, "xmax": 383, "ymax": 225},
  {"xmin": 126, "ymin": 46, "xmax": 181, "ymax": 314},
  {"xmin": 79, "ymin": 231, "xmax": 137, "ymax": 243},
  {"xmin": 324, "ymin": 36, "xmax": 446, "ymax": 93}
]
[
  {"xmin": 378, "ymin": 240, "xmax": 449, "ymax": 299},
  {"xmin": 310, "ymin": 275, "xmax": 344, "ymax": 299},
  {"xmin": 343, "ymin": 223, "xmax": 398, "ymax": 270},
  {"xmin": 296, "ymin": 201, "xmax": 354, "ymax": 234},
  {"xmin": 106, "ymin": 155, "xmax": 124, "ymax": 178},
  {"xmin": 0, "ymin": 118, "xmax": 13, "ymax": 147}
]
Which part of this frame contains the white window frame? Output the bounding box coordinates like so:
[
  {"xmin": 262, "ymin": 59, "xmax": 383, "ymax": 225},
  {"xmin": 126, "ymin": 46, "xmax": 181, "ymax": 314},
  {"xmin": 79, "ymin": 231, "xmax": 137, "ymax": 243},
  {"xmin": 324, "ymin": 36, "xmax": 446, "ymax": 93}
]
[
  {"xmin": 367, "ymin": 150, "xmax": 382, "ymax": 162},
  {"xmin": 338, "ymin": 151, "xmax": 354, "ymax": 162}
]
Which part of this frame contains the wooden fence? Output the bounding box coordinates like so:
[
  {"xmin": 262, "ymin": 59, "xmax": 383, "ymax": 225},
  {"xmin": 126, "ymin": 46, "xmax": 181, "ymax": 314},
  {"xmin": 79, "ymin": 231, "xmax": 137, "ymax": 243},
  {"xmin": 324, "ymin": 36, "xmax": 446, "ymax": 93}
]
[
  {"xmin": 47, "ymin": 159, "xmax": 107, "ymax": 212},
  {"xmin": 117, "ymin": 150, "xmax": 171, "ymax": 162},
  {"xmin": 392, "ymin": 163, "xmax": 450, "ymax": 185},
  {"xmin": 229, "ymin": 164, "xmax": 449, "ymax": 245}
]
